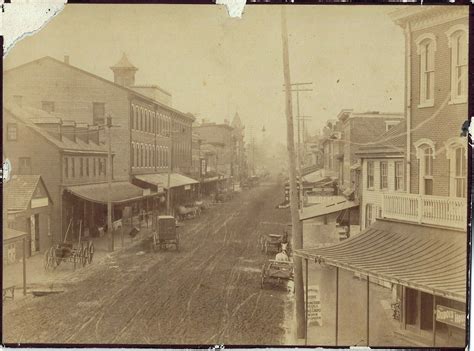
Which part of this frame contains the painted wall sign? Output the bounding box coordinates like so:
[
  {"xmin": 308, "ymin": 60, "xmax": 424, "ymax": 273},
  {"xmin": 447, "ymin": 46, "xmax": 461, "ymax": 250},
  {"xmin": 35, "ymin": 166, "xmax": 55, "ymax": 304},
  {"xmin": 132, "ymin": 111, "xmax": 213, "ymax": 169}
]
[
  {"xmin": 436, "ymin": 305, "xmax": 465, "ymax": 329},
  {"xmin": 31, "ymin": 197, "xmax": 48, "ymax": 208},
  {"xmin": 306, "ymin": 285, "xmax": 322, "ymax": 326}
]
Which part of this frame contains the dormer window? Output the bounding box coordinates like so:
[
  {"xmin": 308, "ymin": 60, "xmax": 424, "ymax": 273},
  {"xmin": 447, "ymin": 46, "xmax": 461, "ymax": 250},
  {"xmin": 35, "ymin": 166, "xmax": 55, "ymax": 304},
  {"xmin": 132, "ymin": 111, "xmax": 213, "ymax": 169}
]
[
  {"xmin": 415, "ymin": 34, "xmax": 437, "ymax": 108},
  {"xmin": 447, "ymin": 25, "xmax": 468, "ymax": 104}
]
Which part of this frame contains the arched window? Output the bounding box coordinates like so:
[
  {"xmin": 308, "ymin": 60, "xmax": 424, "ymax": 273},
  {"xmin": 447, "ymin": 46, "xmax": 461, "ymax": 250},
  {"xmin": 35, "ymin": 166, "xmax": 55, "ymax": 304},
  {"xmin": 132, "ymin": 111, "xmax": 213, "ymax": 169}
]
[
  {"xmin": 414, "ymin": 139, "xmax": 435, "ymax": 195},
  {"xmin": 131, "ymin": 142, "xmax": 135, "ymax": 167},
  {"xmin": 446, "ymin": 137, "xmax": 467, "ymax": 197},
  {"xmin": 447, "ymin": 25, "xmax": 468, "ymax": 103},
  {"xmin": 415, "ymin": 34, "xmax": 437, "ymax": 107},
  {"xmin": 132, "ymin": 105, "xmax": 136, "ymax": 130}
]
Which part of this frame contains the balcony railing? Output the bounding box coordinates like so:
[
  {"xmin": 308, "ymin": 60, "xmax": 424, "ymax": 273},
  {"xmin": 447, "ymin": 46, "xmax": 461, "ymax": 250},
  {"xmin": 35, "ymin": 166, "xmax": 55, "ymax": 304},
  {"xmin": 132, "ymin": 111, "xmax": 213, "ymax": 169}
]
[{"xmin": 382, "ymin": 193, "xmax": 466, "ymax": 230}]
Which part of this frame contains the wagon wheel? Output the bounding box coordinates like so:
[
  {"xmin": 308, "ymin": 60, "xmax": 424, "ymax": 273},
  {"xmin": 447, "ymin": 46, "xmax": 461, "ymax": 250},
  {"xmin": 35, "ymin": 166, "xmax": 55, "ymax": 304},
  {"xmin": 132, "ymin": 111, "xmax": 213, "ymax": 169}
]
[
  {"xmin": 81, "ymin": 246, "xmax": 88, "ymax": 267},
  {"xmin": 88, "ymin": 242, "xmax": 94, "ymax": 264},
  {"xmin": 44, "ymin": 247, "xmax": 53, "ymax": 271},
  {"xmin": 260, "ymin": 264, "xmax": 267, "ymax": 288}
]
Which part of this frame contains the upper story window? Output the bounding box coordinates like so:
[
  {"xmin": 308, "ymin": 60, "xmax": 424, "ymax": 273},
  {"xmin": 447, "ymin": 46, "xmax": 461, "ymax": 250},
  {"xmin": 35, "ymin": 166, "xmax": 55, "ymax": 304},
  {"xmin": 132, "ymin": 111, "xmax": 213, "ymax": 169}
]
[
  {"xmin": 415, "ymin": 34, "xmax": 437, "ymax": 108},
  {"xmin": 447, "ymin": 25, "xmax": 468, "ymax": 104},
  {"xmin": 18, "ymin": 157, "xmax": 31, "ymax": 175},
  {"xmin": 7, "ymin": 123, "xmax": 18, "ymax": 141},
  {"xmin": 414, "ymin": 138, "xmax": 435, "ymax": 195},
  {"xmin": 380, "ymin": 161, "xmax": 388, "ymax": 190},
  {"xmin": 446, "ymin": 137, "xmax": 467, "ymax": 198},
  {"xmin": 367, "ymin": 161, "xmax": 374, "ymax": 189},
  {"xmin": 93, "ymin": 102, "xmax": 105, "ymax": 125},
  {"xmin": 394, "ymin": 161, "xmax": 404, "ymax": 191},
  {"xmin": 42, "ymin": 101, "xmax": 55, "ymax": 113},
  {"xmin": 64, "ymin": 157, "xmax": 69, "ymax": 178}
]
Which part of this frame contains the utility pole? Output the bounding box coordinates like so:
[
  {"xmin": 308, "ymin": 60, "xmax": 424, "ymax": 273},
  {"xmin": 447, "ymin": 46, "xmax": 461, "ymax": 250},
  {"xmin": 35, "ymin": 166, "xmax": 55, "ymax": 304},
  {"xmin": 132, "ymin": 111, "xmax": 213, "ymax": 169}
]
[
  {"xmin": 106, "ymin": 114, "xmax": 114, "ymax": 252},
  {"xmin": 282, "ymin": 83, "xmax": 313, "ymax": 209},
  {"xmin": 281, "ymin": 6, "xmax": 306, "ymax": 340}
]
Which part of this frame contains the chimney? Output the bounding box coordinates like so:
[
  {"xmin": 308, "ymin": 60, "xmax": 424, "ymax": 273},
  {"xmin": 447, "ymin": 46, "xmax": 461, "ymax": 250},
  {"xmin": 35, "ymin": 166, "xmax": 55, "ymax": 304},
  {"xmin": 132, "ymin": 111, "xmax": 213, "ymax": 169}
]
[
  {"xmin": 89, "ymin": 125, "xmax": 100, "ymax": 144},
  {"xmin": 76, "ymin": 123, "xmax": 89, "ymax": 143},
  {"xmin": 110, "ymin": 53, "xmax": 138, "ymax": 87},
  {"xmin": 64, "ymin": 55, "xmax": 70, "ymax": 65},
  {"xmin": 61, "ymin": 120, "xmax": 77, "ymax": 142}
]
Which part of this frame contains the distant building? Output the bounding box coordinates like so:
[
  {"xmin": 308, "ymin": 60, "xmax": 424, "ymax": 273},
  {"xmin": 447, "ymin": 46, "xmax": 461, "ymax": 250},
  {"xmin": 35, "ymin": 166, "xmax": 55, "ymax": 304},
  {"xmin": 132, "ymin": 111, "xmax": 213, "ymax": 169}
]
[{"xmin": 231, "ymin": 112, "xmax": 247, "ymax": 181}]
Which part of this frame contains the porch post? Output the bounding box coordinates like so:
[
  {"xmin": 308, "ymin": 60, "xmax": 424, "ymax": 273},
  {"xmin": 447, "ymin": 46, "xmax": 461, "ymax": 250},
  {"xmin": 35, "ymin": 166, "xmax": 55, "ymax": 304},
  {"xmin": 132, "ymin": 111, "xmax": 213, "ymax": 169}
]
[
  {"xmin": 22, "ymin": 237, "xmax": 27, "ymax": 296},
  {"xmin": 305, "ymin": 258, "xmax": 309, "ymax": 345},
  {"xmin": 366, "ymin": 275, "xmax": 370, "ymax": 346},
  {"xmin": 335, "ymin": 267, "xmax": 339, "ymax": 346},
  {"xmin": 432, "ymin": 295, "xmax": 436, "ymax": 347}
]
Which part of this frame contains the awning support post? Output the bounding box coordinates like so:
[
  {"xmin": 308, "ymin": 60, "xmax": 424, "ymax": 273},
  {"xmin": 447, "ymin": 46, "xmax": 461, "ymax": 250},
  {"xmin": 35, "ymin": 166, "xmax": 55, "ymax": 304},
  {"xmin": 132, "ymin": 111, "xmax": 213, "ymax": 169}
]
[
  {"xmin": 305, "ymin": 258, "xmax": 309, "ymax": 345},
  {"xmin": 432, "ymin": 295, "xmax": 436, "ymax": 347},
  {"xmin": 335, "ymin": 266, "xmax": 339, "ymax": 346},
  {"xmin": 366, "ymin": 275, "xmax": 370, "ymax": 346}
]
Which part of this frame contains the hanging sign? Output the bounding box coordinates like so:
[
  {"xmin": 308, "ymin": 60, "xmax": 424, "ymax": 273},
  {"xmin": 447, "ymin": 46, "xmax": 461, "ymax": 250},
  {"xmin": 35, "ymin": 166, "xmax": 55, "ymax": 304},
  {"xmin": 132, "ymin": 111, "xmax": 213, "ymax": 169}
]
[
  {"xmin": 306, "ymin": 285, "xmax": 322, "ymax": 326},
  {"xmin": 436, "ymin": 305, "xmax": 465, "ymax": 329},
  {"xmin": 200, "ymin": 158, "xmax": 207, "ymax": 177}
]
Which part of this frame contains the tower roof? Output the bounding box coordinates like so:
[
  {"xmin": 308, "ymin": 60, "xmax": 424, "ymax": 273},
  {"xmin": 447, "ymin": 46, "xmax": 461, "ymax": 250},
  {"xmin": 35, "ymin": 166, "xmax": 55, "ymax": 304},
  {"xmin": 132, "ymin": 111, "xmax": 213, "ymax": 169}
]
[
  {"xmin": 110, "ymin": 53, "xmax": 138, "ymax": 71},
  {"xmin": 231, "ymin": 112, "xmax": 244, "ymax": 129}
]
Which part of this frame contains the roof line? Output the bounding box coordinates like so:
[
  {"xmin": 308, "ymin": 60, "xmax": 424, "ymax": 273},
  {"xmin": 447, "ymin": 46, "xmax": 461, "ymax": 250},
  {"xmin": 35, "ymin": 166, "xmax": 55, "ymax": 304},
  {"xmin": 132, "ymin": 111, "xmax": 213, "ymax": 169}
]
[{"xmin": 4, "ymin": 56, "xmax": 193, "ymax": 122}]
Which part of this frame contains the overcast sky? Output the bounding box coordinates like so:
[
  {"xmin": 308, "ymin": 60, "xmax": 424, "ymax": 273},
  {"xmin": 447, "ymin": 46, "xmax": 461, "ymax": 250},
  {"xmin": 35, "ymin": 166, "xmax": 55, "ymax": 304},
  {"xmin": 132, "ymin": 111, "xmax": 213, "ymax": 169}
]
[{"xmin": 5, "ymin": 4, "xmax": 406, "ymax": 143}]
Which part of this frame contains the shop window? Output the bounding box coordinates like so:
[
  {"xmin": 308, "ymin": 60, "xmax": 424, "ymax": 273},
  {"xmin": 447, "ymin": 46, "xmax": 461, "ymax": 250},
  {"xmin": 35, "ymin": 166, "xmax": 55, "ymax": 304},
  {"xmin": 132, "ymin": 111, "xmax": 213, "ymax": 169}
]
[{"xmin": 7, "ymin": 123, "xmax": 18, "ymax": 141}]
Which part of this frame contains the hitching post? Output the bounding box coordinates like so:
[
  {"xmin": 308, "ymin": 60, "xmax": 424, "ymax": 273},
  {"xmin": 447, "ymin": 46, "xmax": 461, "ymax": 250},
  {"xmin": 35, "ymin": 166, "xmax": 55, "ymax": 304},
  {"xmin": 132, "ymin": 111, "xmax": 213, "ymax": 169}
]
[
  {"xmin": 22, "ymin": 237, "xmax": 27, "ymax": 296},
  {"xmin": 305, "ymin": 258, "xmax": 308, "ymax": 345},
  {"xmin": 335, "ymin": 266, "xmax": 339, "ymax": 346},
  {"xmin": 366, "ymin": 275, "xmax": 370, "ymax": 346}
]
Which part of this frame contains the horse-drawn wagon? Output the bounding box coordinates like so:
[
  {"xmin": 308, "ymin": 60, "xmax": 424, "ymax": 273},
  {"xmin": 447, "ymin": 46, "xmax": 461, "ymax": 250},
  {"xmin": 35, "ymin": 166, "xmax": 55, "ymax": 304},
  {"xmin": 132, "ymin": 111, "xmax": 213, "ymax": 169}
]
[
  {"xmin": 151, "ymin": 215, "xmax": 180, "ymax": 251},
  {"xmin": 261, "ymin": 260, "xmax": 294, "ymax": 289}
]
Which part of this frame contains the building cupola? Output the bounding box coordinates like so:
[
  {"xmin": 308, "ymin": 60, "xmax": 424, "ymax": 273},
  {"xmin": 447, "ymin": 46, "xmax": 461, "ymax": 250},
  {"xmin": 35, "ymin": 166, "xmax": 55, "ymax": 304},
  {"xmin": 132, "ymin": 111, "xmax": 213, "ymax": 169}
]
[{"xmin": 110, "ymin": 53, "xmax": 138, "ymax": 87}]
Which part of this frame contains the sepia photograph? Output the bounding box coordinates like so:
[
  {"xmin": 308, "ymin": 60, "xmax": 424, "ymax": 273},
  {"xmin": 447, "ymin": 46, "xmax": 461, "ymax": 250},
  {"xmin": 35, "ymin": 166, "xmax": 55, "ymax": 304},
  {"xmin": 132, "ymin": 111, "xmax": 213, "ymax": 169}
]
[{"xmin": 2, "ymin": 3, "xmax": 470, "ymax": 348}]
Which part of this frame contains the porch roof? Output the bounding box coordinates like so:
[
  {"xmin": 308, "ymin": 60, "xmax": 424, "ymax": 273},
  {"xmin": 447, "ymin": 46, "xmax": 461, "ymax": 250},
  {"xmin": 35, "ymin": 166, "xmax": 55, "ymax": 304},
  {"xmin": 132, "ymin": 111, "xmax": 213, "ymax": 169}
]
[
  {"xmin": 300, "ymin": 196, "xmax": 358, "ymax": 220},
  {"xmin": 135, "ymin": 173, "xmax": 198, "ymax": 189},
  {"xmin": 66, "ymin": 181, "xmax": 149, "ymax": 204},
  {"xmin": 294, "ymin": 219, "xmax": 467, "ymax": 302}
]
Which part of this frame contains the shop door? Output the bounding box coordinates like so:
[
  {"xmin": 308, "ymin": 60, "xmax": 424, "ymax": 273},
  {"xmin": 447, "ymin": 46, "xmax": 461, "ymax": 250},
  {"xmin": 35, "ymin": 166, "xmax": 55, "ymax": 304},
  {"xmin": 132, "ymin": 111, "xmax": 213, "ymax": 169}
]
[
  {"xmin": 420, "ymin": 292, "xmax": 433, "ymax": 331},
  {"xmin": 405, "ymin": 288, "xmax": 420, "ymax": 330}
]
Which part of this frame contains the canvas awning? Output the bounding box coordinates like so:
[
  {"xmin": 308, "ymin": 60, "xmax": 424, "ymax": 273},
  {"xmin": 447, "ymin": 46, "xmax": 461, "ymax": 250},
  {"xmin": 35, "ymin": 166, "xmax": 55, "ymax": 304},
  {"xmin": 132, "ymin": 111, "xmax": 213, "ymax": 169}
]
[
  {"xmin": 294, "ymin": 219, "xmax": 466, "ymax": 302},
  {"xmin": 66, "ymin": 181, "xmax": 150, "ymax": 204},
  {"xmin": 135, "ymin": 173, "xmax": 198, "ymax": 189},
  {"xmin": 300, "ymin": 196, "xmax": 358, "ymax": 220}
]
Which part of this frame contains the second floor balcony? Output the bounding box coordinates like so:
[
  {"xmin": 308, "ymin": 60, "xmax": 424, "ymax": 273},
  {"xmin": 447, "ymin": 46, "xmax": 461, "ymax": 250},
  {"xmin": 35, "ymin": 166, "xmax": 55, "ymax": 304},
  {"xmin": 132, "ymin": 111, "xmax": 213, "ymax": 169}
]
[{"xmin": 382, "ymin": 193, "xmax": 466, "ymax": 230}]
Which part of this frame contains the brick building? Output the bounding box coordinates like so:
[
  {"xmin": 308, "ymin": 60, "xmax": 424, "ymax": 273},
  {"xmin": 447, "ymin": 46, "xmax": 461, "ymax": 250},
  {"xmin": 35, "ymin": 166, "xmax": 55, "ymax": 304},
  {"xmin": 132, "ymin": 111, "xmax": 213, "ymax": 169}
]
[
  {"xmin": 231, "ymin": 112, "xmax": 247, "ymax": 181},
  {"xmin": 3, "ymin": 105, "xmax": 113, "ymax": 246},
  {"xmin": 194, "ymin": 120, "xmax": 235, "ymax": 178},
  {"xmin": 4, "ymin": 54, "xmax": 197, "ymax": 215}
]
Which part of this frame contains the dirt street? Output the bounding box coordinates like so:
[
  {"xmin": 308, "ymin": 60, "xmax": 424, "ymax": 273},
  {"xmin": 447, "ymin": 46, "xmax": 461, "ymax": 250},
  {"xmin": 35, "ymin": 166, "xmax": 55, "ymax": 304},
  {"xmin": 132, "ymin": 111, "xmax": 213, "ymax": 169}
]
[{"xmin": 3, "ymin": 181, "xmax": 292, "ymax": 346}]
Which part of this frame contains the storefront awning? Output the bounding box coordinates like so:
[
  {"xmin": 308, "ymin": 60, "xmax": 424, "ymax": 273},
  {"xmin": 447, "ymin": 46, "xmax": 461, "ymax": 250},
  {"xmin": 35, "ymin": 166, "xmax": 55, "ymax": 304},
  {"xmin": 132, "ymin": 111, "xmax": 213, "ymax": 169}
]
[
  {"xmin": 300, "ymin": 196, "xmax": 358, "ymax": 220},
  {"xmin": 66, "ymin": 181, "xmax": 150, "ymax": 204},
  {"xmin": 294, "ymin": 219, "xmax": 467, "ymax": 302},
  {"xmin": 135, "ymin": 173, "xmax": 198, "ymax": 189}
]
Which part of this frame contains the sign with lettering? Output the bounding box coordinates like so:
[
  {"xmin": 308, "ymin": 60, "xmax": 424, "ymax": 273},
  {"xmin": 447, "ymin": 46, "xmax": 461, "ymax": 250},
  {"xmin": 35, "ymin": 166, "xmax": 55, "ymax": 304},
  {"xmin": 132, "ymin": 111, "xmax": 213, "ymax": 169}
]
[
  {"xmin": 184, "ymin": 185, "xmax": 191, "ymax": 190},
  {"xmin": 31, "ymin": 197, "xmax": 49, "ymax": 208},
  {"xmin": 200, "ymin": 158, "xmax": 207, "ymax": 177},
  {"xmin": 436, "ymin": 305, "xmax": 465, "ymax": 329},
  {"xmin": 306, "ymin": 285, "xmax": 322, "ymax": 326},
  {"xmin": 143, "ymin": 188, "xmax": 151, "ymax": 196}
]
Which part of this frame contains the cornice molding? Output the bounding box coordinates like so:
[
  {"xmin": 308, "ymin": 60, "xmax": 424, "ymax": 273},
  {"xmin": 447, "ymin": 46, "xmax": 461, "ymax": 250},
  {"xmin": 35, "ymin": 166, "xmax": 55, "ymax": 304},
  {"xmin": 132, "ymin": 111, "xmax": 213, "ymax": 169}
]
[{"xmin": 392, "ymin": 6, "xmax": 468, "ymax": 32}]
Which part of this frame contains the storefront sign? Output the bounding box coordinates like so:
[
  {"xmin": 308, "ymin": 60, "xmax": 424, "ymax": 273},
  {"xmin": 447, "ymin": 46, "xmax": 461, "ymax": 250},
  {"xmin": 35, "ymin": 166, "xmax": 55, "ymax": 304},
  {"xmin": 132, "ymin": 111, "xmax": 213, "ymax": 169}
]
[
  {"xmin": 31, "ymin": 197, "xmax": 48, "ymax": 208},
  {"xmin": 306, "ymin": 285, "xmax": 322, "ymax": 326},
  {"xmin": 436, "ymin": 305, "xmax": 465, "ymax": 329},
  {"xmin": 143, "ymin": 188, "xmax": 151, "ymax": 196},
  {"xmin": 184, "ymin": 185, "xmax": 191, "ymax": 190},
  {"xmin": 200, "ymin": 158, "xmax": 207, "ymax": 177}
]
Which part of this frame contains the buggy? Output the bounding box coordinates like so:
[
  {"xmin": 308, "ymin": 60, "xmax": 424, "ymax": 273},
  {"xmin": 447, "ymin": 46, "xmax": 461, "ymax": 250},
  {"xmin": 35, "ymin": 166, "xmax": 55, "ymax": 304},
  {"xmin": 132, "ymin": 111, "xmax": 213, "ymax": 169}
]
[
  {"xmin": 259, "ymin": 233, "xmax": 291, "ymax": 256},
  {"xmin": 151, "ymin": 215, "xmax": 180, "ymax": 251},
  {"xmin": 261, "ymin": 259, "xmax": 294, "ymax": 289}
]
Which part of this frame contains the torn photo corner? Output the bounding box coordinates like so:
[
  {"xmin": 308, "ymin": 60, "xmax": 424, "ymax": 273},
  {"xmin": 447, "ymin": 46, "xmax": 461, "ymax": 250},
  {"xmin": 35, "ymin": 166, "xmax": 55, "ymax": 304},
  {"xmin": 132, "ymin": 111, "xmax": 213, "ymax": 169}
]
[{"xmin": 1, "ymin": 3, "xmax": 470, "ymax": 349}]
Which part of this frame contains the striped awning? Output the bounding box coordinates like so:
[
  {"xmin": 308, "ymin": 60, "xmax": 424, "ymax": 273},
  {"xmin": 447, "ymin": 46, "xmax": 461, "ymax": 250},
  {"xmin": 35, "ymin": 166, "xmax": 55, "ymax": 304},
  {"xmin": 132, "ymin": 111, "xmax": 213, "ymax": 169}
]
[
  {"xmin": 294, "ymin": 219, "xmax": 467, "ymax": 302},
  {"xmin": 67, "ymin": 181, "xmax": 149, "ymax": 204}
]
